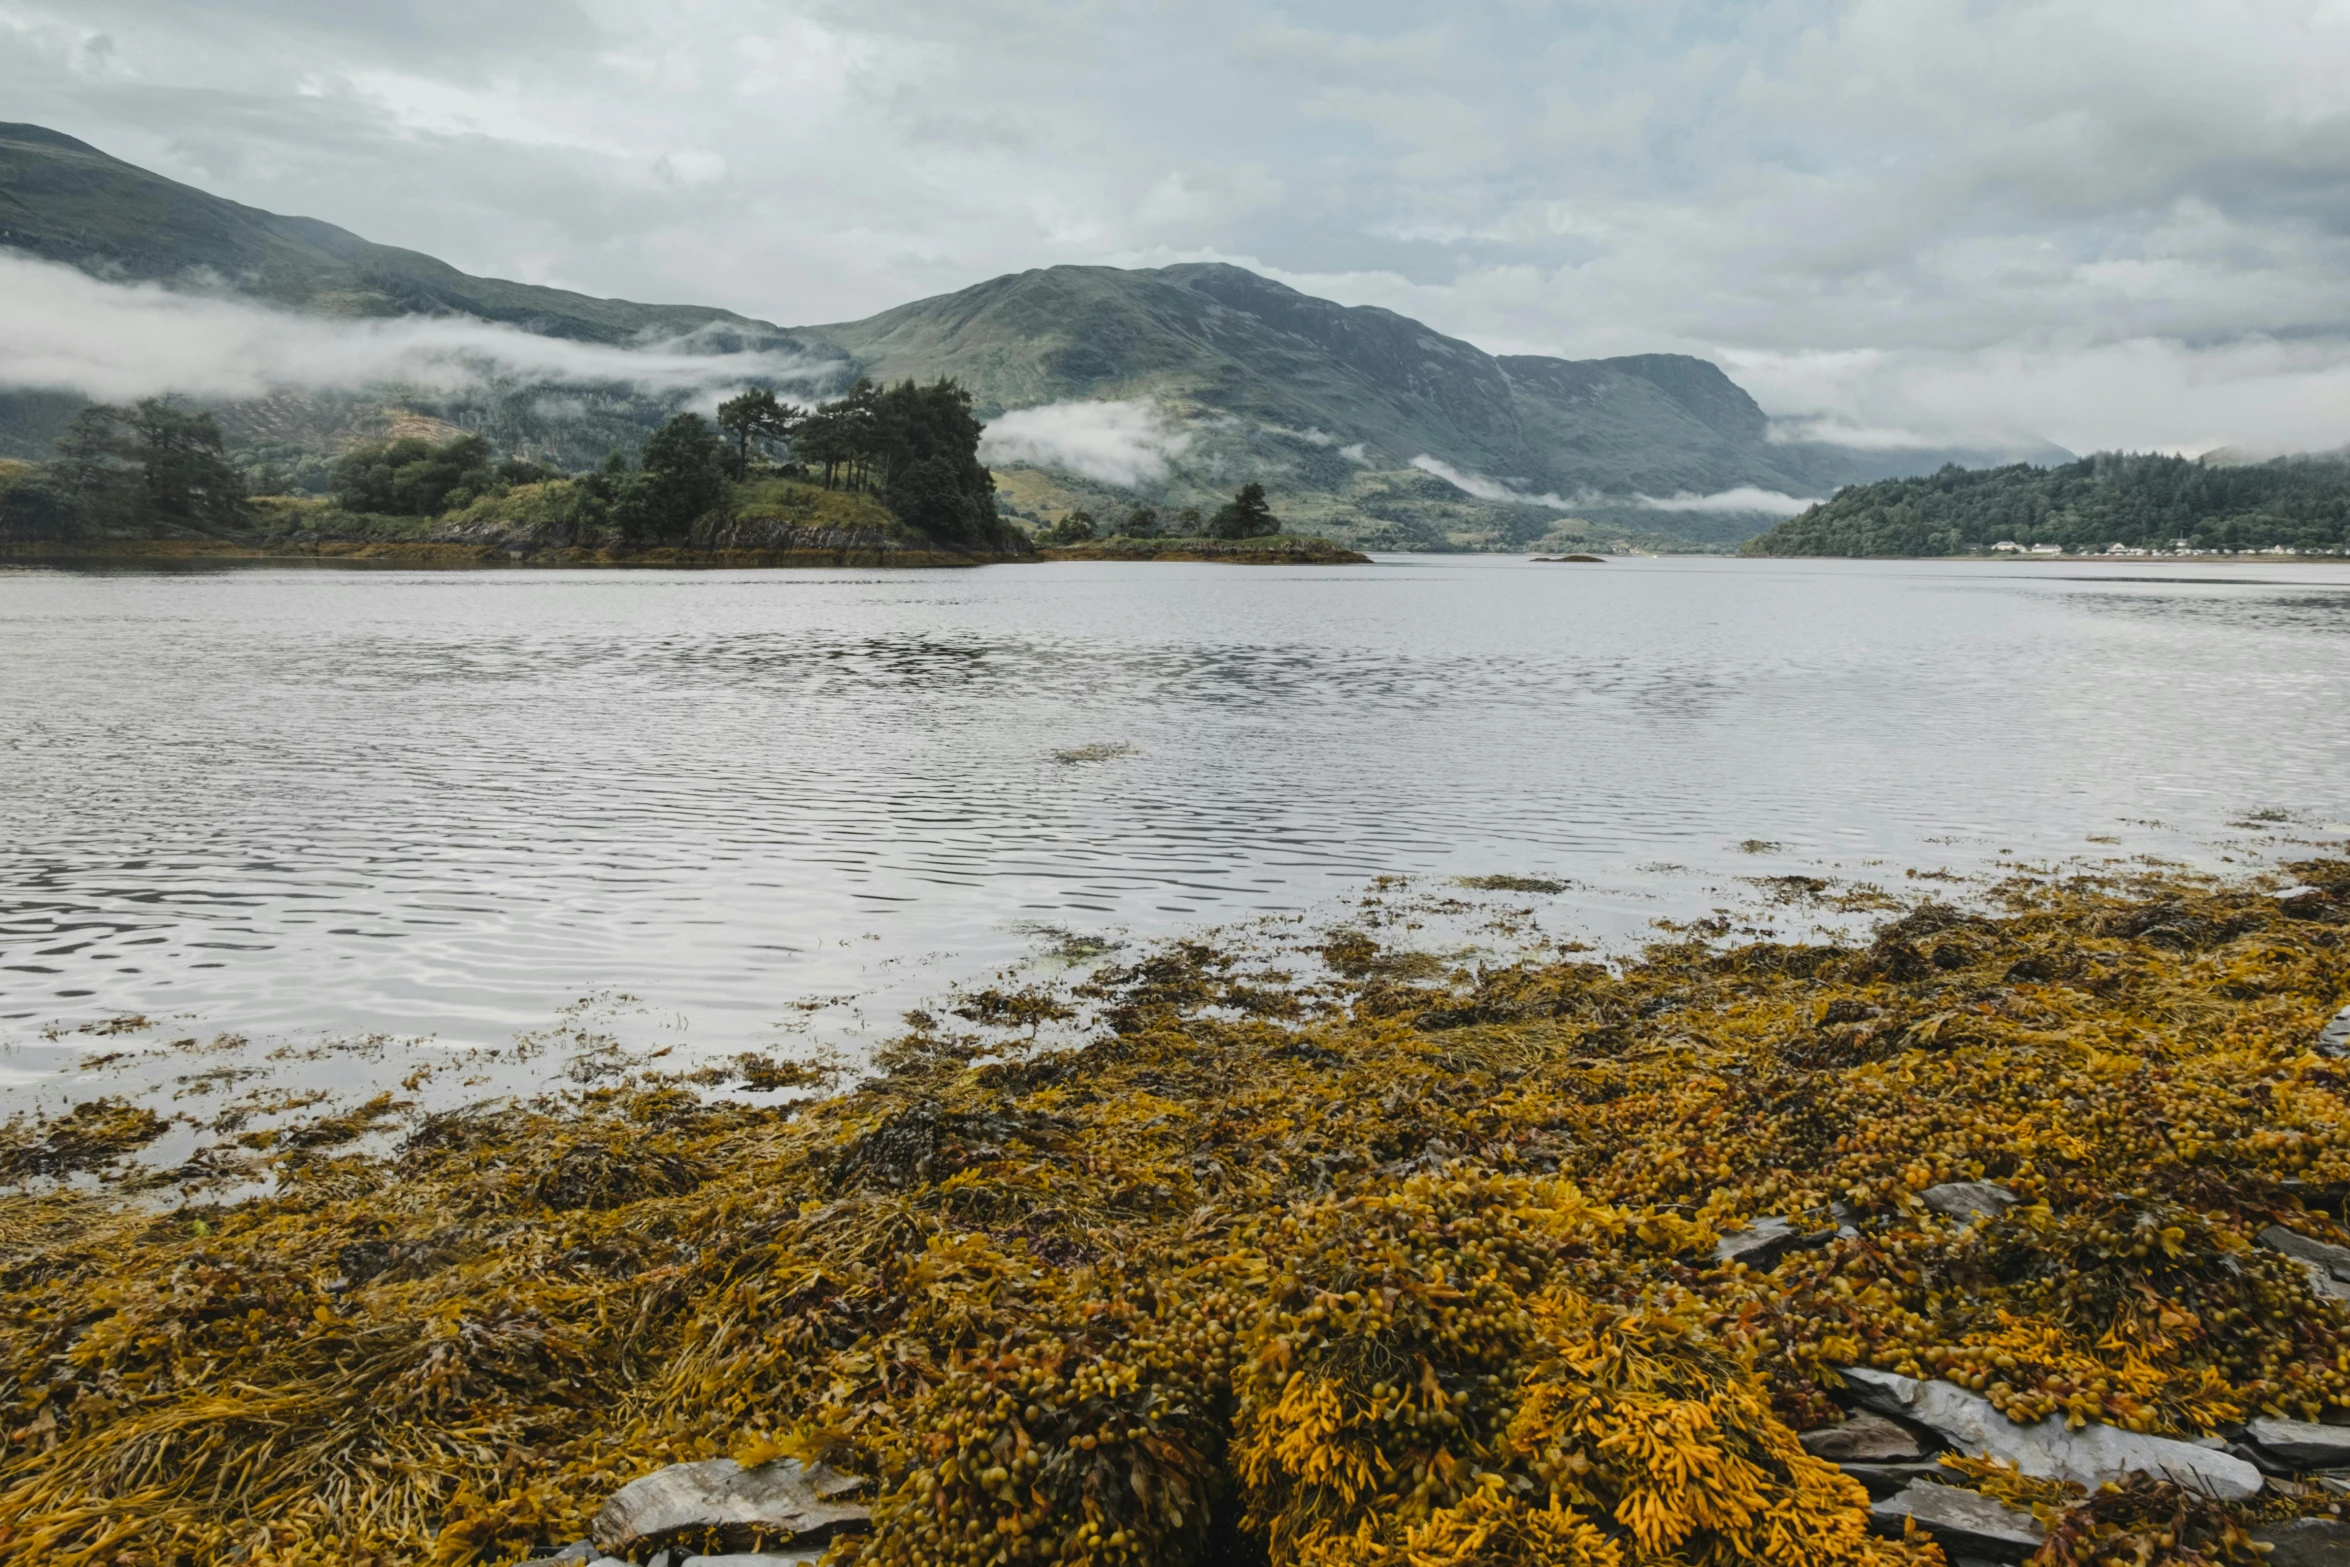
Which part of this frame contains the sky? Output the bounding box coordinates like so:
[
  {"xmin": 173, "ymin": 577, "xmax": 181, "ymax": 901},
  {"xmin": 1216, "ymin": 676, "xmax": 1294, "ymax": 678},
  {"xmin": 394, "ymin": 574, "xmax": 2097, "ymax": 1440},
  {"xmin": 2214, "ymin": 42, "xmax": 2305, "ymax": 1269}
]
[{"xmin": 7, "ymin": 0, "xmax": 2350, "ymax": 456}]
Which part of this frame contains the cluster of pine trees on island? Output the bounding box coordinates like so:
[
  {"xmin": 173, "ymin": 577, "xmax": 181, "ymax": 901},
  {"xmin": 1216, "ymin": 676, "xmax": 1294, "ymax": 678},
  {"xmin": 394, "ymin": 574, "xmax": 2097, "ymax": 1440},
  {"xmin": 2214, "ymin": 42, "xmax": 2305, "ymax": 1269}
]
[{"xmin": 0, "ymin": 378, "xmax": 1290, "ymax": 558}]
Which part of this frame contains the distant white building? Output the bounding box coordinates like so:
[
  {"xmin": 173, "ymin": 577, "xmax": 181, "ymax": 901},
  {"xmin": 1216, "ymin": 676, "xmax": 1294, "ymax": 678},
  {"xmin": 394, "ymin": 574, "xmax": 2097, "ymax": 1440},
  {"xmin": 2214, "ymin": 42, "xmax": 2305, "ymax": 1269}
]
[
  {"xmin": 2027, "ymin": 543, "xmax": 2063, "ymax": 555},
  {"xmin": 1992, "ymin": 540, "xmax": 2023, "ymax": 553}
]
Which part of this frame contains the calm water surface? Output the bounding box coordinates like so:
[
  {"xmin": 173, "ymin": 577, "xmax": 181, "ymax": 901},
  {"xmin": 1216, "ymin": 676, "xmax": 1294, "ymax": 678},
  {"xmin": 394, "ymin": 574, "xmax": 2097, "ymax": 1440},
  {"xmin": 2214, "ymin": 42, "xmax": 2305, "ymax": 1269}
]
[{"xmin": 3, "ymin": 555, "xmax": 2347, "ymax": 1109}]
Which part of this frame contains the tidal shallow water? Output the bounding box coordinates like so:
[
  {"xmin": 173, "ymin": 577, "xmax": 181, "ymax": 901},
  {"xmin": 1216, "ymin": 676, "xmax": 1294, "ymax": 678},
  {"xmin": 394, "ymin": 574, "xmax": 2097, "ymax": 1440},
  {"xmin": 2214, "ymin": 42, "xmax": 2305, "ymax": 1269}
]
[{"xmin": 3, "ymin": 554, "xmax": 2348, "ymax": 1119}]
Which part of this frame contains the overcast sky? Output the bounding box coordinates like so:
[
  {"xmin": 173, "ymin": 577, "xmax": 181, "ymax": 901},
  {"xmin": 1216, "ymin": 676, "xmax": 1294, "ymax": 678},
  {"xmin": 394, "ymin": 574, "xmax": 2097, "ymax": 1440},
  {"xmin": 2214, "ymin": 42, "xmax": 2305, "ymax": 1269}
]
[{"xmin": 7, "ymin": 0, "xmax": 2350, "ymax": 454}]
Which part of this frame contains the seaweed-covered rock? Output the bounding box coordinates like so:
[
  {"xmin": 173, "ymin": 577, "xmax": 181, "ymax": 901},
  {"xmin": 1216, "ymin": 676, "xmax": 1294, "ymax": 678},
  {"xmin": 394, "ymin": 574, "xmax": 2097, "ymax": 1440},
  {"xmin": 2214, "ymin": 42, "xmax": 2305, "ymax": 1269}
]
[
  {"xmin": 2262, "ymin": 1224, "xmax": 2350, "ymax": 1301},
  {"xmin": 1713, "ymin": 1213, "xmax": 1836, "ymax": 1269},
  {"xmin": 1918, "ymin": 1181, "xmax": 2016, "ymax": 1223},
  {"xmin": 591, "ymin": 1459, "xmax": 869, "ymax": 1559},
  {"xmin": 1868, "ymin": 1479, "xmax": 2044, "ymax": 1557},
  {"xmin": 1840, "ymin": 1368, "xmax": 2262, "ymax": 1499}
]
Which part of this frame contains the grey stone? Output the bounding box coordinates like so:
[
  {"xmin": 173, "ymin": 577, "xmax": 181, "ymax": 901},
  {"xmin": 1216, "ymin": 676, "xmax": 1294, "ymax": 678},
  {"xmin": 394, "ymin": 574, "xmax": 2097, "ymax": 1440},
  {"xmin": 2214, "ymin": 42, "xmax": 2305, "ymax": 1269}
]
[
  {"xmin": 2320, "ymin": 1004, "xmax": 2350, "ymax": 1057},
  {"xmin": 1838, "ymin": 1461, "xmax": 1953, "ymax": 1500},
  {"xmin": 681, "ymin": 1555, "xmax": 829, "ymax": 1567},
  {"xmin": 1712, "ymin": 1214, "xmax": 1835, "ymax": 1269},
  {"xmin": 2232, "ymin": 1440, "xmax": 2295, "ymax": 1475},
  {"xmin": 1920, "ymin": 1182, "xmax": 2017, "ymax": 1223},
  {"xmin": 2253, "ymin": 1517, "xmax": 2350, "ymax": 1567},
  {"xmin": 2261, "ymin": 1225, "xmax": 2350, "ymax": 1301},
  {"xmin": 1869, "ymin": 1480, "xmax": 2044, "ymax": 1557},
  {"xmin": 1803, "ymin": 1412, "xmax": 1928, "ymax": 1462},
  {"xmin": 2252, "ymin": 1418, "xmax": 2350, "ymax": 1468},
  {"xmin": 1840, "ymin": 1367, "xmax": 2262, "ymax": 1500},
  {"xmin": 592, "ymin": 1459, "xmax": 870, "ymax": 1558},
  {"xmin": 538, "ymin": 1547, "xmax": 595, "ymax": 1564}
]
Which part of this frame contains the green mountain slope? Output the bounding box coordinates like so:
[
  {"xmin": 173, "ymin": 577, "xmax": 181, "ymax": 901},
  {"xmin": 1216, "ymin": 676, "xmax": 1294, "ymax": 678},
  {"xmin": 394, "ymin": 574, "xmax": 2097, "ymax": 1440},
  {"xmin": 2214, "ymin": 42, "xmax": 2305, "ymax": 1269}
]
[
  {"xmin": 797, "ymin": 262, "xmax": 1848, "ymax": 547},
  {"xmin": 0, "ymin": 123, "xmax": 788, "ymax": 344},
  {"xmin": 1743, "ymin": 453, "xmax": 2350, "ymax": 556}
]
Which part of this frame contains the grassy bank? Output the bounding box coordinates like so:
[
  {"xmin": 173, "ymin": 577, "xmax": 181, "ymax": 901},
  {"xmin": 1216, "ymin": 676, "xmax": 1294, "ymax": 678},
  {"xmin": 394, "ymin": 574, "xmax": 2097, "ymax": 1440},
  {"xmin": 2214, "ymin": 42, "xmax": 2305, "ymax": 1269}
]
[{"xmin": 4, "ymin": 862, "xmax": 2349, "ymax": 1564}]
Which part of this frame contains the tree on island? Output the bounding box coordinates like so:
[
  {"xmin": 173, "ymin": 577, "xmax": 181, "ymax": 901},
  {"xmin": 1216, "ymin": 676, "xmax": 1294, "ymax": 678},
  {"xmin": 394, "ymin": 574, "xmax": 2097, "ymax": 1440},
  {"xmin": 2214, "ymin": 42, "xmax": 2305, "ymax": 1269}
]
[
  {"xmin": 48, "ymin": 399, "xmax": 244, "ymax": 533},
  {"xmin": 1040, "ymin": 510, "xmax": 1096, "ymax": 546},
  {"xmin": 715, "ymin": 388, "xmax": 796, "ymax": 481},
  {"xmin": 332, "ymin": 433, "xmax": 498, "ymax": 517},
  {"xmin": 1207, "ymin": 481, "xmax": 1279, "ymax": 539},
  {"xmin": 623, "ymin": 412, "xmax": 728, "ymax": 546}
]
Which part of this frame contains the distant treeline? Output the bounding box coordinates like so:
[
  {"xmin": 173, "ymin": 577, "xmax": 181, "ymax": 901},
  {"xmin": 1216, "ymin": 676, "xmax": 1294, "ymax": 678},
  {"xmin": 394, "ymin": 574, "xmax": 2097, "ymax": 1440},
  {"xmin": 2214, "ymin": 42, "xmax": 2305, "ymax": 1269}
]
[
  {"xmin": 1040, "ymin": 483, "xmax": 1282, "ymax": 545},
  {"xmin": 0, "ymin": 378, "xmax": 1012, "ymax": 551},
  {"xmin": 1745, "ymin": 453, "xmax": 2350, "ymax": 557},
  {"xmin": 0, "ymin": 400, "xmax": 245, "ymax": 541}
]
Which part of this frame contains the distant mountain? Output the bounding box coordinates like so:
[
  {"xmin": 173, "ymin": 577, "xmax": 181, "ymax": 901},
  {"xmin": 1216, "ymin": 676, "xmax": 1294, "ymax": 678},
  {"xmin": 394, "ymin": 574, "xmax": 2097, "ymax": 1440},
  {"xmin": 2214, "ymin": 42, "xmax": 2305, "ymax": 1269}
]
[
  {"xmin": 794, "ymin": 264, "xmax": 1828, "ymax": 546},
  {"xmin": 0, "ymin": 121, "xmax": 2067, "ymax": 549},
  {"xmin": 1743, "ymin": 452, "xmax": 2350, "ymax": 557}
]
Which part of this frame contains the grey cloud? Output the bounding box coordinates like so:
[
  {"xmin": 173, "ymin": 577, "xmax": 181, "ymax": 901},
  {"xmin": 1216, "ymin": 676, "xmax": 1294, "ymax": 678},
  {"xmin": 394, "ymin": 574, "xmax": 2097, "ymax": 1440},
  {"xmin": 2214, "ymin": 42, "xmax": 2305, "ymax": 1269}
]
[
  {"xmin": 0, "ymin": 254, "xmax": 826, "ymax": 403},
  {"xmin": 5, "ymin": 0, "xmax": 2350, "ymax": 453}
]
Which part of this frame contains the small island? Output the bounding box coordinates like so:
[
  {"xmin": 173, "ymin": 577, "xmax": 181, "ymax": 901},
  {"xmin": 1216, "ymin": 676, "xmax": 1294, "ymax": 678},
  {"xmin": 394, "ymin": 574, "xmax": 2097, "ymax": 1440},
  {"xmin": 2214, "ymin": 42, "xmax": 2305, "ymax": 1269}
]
[
  {"xmin": 0, "ymin": 382, "xmax": 1015, "ymax": 568},
  {"xmin": 1021, "ymin": 483, "xmax": 1369, "ymax": 564}
]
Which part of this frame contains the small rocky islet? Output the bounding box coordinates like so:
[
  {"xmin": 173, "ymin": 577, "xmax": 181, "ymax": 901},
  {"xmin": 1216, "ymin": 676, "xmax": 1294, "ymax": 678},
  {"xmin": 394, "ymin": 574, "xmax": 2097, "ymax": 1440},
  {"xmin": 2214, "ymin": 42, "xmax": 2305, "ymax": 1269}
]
[{"xmin": 5, "ymin": 862, "xmax": 2350, "ymax": 1565}]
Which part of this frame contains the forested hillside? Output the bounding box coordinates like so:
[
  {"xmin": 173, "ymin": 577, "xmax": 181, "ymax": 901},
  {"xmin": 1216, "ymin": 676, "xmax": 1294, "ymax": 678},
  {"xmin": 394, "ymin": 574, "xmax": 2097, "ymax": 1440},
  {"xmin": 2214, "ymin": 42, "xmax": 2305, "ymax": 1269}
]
[{"xmin": 1745, "ymin": 453, "xmax": 2350, "ymax": 556}]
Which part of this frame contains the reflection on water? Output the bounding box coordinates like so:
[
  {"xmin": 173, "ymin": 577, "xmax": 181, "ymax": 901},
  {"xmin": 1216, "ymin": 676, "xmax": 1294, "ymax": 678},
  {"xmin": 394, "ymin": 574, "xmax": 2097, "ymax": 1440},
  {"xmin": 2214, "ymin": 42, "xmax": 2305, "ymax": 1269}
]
[{"xmin": 2, "ymin": 554, "xmax": 2347, "ymax": 1090}]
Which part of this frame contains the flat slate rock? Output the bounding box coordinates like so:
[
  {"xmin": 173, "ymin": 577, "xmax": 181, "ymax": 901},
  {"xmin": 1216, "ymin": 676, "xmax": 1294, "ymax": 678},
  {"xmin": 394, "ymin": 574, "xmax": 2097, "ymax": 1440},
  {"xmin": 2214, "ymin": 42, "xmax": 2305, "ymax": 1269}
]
[
  {"xmin": 1712, "ymin": 1214, "xmax": 1835, "ymax": 1269},
  {"xmin": 2254, "ymin": 1517, "xmax": 2350, "ymax": 1567},
  {"xmin": 2250, "ymin": 1417, "xmax": 2350, "ymax": 1468},
  {"xmin": 2261, "ymin": 1225, "xmax": 2350, "ymax": 1301},
  {"xmin": 593, "ymin": 1459, "xmax": 870, "ymax": 1557},
  {"xmin": 1838, "ymin": 1461, "xmax": 1953, "ymax": 1500},
  {"xmin": 1869, "ymin": 1480, "xmax": 2044, "ymax": 1556},
  {"xmin": 1841, "ymin": 1367, "xmax": 2262, "ymax": 1500},
  {"xmin": 1920, "ymin": 1182, "xmax": 2017, "ymax": 1223},
  {"xmin": 1803, "ymin": 1412, "xmax": 1928, "ymax": 1462}
]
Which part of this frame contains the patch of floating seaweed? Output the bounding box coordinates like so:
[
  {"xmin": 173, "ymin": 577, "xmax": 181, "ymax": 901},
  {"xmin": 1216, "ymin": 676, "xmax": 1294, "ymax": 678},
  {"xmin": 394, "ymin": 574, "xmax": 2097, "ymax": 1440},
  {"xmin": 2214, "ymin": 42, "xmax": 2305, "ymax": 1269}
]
[{"xmin": 0, "ymin": 861, "xmax": 2348, "ymax": 1564}]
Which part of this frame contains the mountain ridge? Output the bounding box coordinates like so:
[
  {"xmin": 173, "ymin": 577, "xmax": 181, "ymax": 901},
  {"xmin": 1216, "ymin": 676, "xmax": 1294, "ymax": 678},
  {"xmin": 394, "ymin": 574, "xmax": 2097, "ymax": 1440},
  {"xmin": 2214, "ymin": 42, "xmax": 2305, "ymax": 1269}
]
[{"xmin": 0, "ymin": 120, "xmax": 2066, "ymax": 549}]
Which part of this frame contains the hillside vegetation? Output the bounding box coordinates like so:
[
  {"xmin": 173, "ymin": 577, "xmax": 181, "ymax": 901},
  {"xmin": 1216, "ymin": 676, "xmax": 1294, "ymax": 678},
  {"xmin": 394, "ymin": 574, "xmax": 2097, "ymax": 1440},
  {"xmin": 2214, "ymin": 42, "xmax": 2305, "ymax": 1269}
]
[{"xmin": 1745, "ymin": 454, "xmax": 2350, "ymax": 557}]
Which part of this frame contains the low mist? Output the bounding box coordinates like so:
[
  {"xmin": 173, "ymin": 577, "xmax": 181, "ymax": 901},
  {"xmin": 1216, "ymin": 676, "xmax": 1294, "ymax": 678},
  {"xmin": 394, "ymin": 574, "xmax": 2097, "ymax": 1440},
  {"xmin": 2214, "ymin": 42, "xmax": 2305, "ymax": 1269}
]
[{"xmin": 0, "ymin": 254, "xmax": 824, "ymax": 406}]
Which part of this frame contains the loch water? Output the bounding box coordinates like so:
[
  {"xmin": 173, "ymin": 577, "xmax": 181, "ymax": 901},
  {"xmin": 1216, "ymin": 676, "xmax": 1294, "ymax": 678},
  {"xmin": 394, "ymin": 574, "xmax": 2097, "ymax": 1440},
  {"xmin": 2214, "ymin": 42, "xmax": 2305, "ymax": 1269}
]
[{"xmin": 3, "ymin": 554, "xmax": 2348, "ymax": 1107}]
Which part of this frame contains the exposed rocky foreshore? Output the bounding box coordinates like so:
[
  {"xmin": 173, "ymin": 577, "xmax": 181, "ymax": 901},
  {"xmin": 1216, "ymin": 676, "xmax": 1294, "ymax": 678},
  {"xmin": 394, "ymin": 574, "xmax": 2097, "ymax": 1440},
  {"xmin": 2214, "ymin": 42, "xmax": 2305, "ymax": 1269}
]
[{"xmin": 5, "ymin": 861, "xmax": 2350, "ymax": 1565}]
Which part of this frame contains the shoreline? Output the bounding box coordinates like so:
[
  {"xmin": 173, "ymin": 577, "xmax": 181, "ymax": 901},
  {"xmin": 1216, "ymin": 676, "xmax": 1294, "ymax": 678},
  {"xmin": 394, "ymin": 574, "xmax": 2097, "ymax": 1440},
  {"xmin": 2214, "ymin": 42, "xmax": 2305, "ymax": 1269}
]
[
  {"xmin": 0, "ymin": 538, "xmax": 1025, "ymax": 569},
  {"xmin": 6, "ymin": 858, "xmax": 2350, "ymax": 1563},
  {"xmin": 0, "ymin": 535, "xmax": 1373, "ymax": 569}
]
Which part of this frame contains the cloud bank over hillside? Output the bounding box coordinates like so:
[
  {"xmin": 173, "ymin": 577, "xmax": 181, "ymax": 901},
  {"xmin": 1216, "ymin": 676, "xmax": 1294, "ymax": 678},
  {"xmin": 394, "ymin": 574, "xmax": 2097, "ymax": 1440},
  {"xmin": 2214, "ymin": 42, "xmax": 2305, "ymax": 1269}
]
[
  {"xmin": 979, "ymin": 400, "xmax": 1194, "ymax": 486},
  {"xmin": 7, "ymin": 1, "xmax": 2350, "ymax": 455},
  {"xmin": 0, "ymin": 254, "xmax": 818, "ymax": 403}
]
